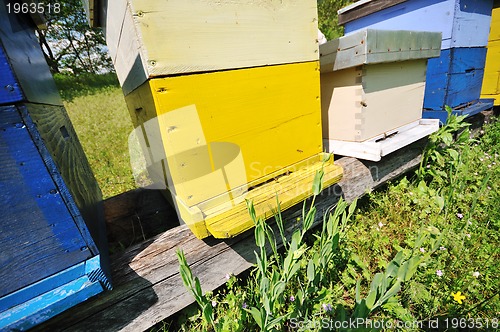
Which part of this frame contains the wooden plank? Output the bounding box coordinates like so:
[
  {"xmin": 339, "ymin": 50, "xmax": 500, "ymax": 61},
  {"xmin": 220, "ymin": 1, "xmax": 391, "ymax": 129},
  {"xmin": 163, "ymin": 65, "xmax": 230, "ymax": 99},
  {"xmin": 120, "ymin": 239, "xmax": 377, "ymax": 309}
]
[
  {"xmin": 321, "ymin": 60, "xmax": 427, "ymax": 142},
  {"xmin": 0, "ymin": 42, "xmax": 23, "ymax": 105},
  {"xmin": 324, "ymin": 119, "xmax": 439, "ymax": 161},
  {"xmin": 0, "ymin": 2, "xmax": 62, "ymax": 106},
  {"xmin": 32, "ymin": 136, "xmax": 433, "ymax": 332},
  {"xmin": 104, "ymin": 0, "xmax": 319, "ymax": 94},
  {"xmin": 341, "ymin": 0, "xmax": 494, "ymax": 50},
  {"xmin": 338, "ymin": 0, "xmax": 408, "ymax": 25}
]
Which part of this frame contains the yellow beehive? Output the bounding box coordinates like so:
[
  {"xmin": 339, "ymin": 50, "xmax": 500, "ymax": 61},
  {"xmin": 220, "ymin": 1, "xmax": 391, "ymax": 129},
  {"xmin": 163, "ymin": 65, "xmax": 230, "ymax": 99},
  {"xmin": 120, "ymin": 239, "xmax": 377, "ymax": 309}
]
[
  {"xmin": 481, "ymin": 3, "xmax": 500, "ymax": 105},
  {"xmin": 81, "ymin": 0, "xmax": 344, "ymax": 238},
  {"xmin": 126, "ymin": 62, "xmax": 343, "ymax": 238}
]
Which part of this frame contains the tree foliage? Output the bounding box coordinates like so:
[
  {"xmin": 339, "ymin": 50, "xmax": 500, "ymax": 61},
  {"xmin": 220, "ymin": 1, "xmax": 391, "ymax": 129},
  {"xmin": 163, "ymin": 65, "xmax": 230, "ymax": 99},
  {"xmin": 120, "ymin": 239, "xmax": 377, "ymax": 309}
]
[
  {"xmin": 317, "ymin": 0, "xmax": 354, "ymax": 41},
  {"xmin": 36, "ymin": 0, "xmax": 113, "ymax": 74}
]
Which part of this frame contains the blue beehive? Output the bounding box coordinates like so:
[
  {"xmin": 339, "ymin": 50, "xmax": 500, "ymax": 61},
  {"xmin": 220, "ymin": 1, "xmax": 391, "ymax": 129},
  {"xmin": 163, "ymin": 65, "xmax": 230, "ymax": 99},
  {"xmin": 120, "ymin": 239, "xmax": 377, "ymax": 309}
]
[
  {"xmin": 338, "ymin": 0, "xmax": 495, "ymax": 123},
  {"xmin": 0, "ymin": 4, "xmax": 111, "ymax": 331}
]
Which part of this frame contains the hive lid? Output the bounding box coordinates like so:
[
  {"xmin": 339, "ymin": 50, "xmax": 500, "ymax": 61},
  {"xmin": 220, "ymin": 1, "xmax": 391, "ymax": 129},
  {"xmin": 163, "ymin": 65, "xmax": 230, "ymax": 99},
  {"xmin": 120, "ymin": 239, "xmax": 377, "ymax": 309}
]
[
  {"xmin": 337, "ymin": 0, "xmax": 408, "ymax": 25},
  {"xmin": 319, "ymin": 29, "xmax": 441, "ymax": 72}
]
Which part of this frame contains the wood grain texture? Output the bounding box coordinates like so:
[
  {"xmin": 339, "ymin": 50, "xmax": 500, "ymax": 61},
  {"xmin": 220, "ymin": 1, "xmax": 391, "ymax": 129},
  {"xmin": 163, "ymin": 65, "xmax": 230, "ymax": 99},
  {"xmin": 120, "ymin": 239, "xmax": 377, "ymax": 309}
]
[
  {"xmin": 424, "ymin": 48, "xmax": 488, "ymax": 110},
  {"xmin": 321, "ymin": 60, "xmax": 427, "ymax": 142},
  {"xmin": 342, "ymin": 0, "xmax": 494, "ymax": 50},
  {"xmin": 32, "ymin": 136, "xmax": 432, "ymax": 332},
  {"xmin": 0, "ymin": 106, "xmax": 91, "ymax": 297},
  {"xmin": 0, "ymin": 3, "xmax": 62, "ymax": 106},
  {"xmin": 0, "ymin": 42, "xmax": 23, "ymax": 105},
  {"xmin": 103, "ymin": 0, "xmax": 319, "ymax": 94}
]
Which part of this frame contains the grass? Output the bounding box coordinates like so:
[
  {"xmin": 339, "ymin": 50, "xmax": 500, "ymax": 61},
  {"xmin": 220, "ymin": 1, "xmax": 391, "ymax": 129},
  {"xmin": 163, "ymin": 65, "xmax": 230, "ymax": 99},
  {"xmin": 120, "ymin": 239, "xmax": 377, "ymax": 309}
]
[
  {"xmin": 55, "ymin": 73, "xmax": 137, "ymax": 198},
  {"xmin": 172, "ymin": 113, "xmax": 500, "ymax": 331}
]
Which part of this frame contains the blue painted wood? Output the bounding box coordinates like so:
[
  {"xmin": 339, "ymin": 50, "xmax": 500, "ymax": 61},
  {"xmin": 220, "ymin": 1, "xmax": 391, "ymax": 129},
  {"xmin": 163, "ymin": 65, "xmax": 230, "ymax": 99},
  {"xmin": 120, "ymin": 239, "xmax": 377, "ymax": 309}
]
[
  {"xmin": 424, "ymin": 48, "xmax": 487, "ymax": 110},
  {"xmin": 422, "ymin": 99, "xmax": 494, "ymax": 124},
  {"xmin": 343, "ymin": 0, "xmax": 494, "ymax": 50},
  {"xmin": 0, "ymin": 42, "xmax": 23, "ymax": 105},
  {"xmin": 0, "ymin": 274, "xmax": 104, "ymax": 331},
  {"xmin": 0, "ymin": 105, "xmax": 111, "ymax": 331}
]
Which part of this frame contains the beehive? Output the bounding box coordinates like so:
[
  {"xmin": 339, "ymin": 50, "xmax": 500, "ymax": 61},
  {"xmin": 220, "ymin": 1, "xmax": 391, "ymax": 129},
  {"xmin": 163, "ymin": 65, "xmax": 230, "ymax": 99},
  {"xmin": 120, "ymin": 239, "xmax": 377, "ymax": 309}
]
[
  {"xmin": 481, "ymin": 1, "xmax": 500, "ymax": 105},
  {"xmin": 0, "ymin": 6, "xmax": 110, "ymax": 330},
  {"xmin": 320, "ymin": 29, "xmax": 441, "ymax": 161},
  {"xmin": 85, "ymin": 0, "xmax": 343, "ymax": 238},
  {"xmin": 338, "ymin": 0, "xmax": 495, "ymax": 122}
]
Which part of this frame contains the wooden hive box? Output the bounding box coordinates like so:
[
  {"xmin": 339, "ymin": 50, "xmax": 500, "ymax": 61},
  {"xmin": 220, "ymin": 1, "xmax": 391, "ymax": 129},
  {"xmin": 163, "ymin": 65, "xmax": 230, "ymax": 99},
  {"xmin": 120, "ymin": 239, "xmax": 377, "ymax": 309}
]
[
  {"xmin": 86, "ymin": 0, "xmax": 321, "ymax": 95},
  {"xmin": 83, "ymin": 0, "xmax": 343, "ymax": 239},
  {"xmin": 481, "ymin": 0, "xmax": 500, "ymax": 105},
  {"xmin": 0, "ymin": 5, "xmax": 111, "ymax": 330},
  {"xmin": 320, "ymin": 29, "xmax": 441, "ymax": 161},
  {"xmin": 337, "ymin": 0, "xmax": 495, "ymax": 122}
]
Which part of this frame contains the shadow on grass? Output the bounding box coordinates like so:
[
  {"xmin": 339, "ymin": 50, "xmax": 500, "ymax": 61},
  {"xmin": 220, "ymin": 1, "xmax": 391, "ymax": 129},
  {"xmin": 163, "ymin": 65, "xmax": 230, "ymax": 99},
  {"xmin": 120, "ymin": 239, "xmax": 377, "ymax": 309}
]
[{"xmin": 54, "ymin": 73, "xmax": 120, "ymax": 102}]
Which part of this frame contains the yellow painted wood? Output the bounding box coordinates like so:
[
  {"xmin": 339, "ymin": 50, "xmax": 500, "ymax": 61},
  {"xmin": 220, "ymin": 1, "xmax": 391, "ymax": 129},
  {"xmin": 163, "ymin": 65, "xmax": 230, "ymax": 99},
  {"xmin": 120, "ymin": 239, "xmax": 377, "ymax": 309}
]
[
  {"xmin": 481, "ymin": 5, "xmax": 500, "ymax": 105},
  {"xmin": 104, "ymin": 0, "xmax": 319, "ymax": 95},
  {"xmin": 205, "ymin": 154, "xmax": 343, "ymax": 238},
  {"xmin": 321, "ymin": 60, "xmax": 426, "ymax": 142},
  {"xmin": 124, "ymin": 61, "xmax": 336, "ymax": 238}
]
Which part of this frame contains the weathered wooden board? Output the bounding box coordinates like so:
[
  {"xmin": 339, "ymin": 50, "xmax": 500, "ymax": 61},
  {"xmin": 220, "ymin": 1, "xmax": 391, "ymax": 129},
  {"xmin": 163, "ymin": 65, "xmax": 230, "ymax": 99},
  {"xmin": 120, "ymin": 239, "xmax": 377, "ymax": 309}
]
[
  {"xmin": 319, "ymin": 29, "xmax": 441, "ymax": 72},
  {"xmin": 340, "ymin": 0, "xmax": 494, "ymax": 50},
  {"xmin": 481, "ymin": 3, "xmax": 500, "ymax": 105},
  {"xmin": 0, "ymin": 3, "xmax": 62, "ymax": 106},
  {"xmin": 100, "ymin": 0, "xmax": 320, "ymax": 95},
  {"xmin": 321, "ymin": 60, "xmax": 427, "ymax": 142},
  {"xmin": 0, "ymin": 105, "xmax": 110, "ymax": 330},
  {"xmin": 0, "ymin": 42, "xmax": 23, "ymax": 105},
  {"xmin": 425, "ymin": 48, "xmax": 487, "ymax": 110},
  {"xmin": 32, "ymin": 134, "xmax": 435, "ymax": 332},
  {"xmin": 125, "ymin": 61, "xmax": 340, "ymax": 239}
]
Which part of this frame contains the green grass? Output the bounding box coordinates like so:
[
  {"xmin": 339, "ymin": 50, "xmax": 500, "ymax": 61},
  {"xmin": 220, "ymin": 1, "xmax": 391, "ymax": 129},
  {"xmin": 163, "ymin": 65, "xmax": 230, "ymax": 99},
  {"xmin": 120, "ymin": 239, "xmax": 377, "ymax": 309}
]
[
  {"xmin": 56, "ymin": 73, "xmax": 137, "ymax": 198},
  {"xmin": 172, "ymin": 114, "xmax": 500, "ymax": 332}
]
